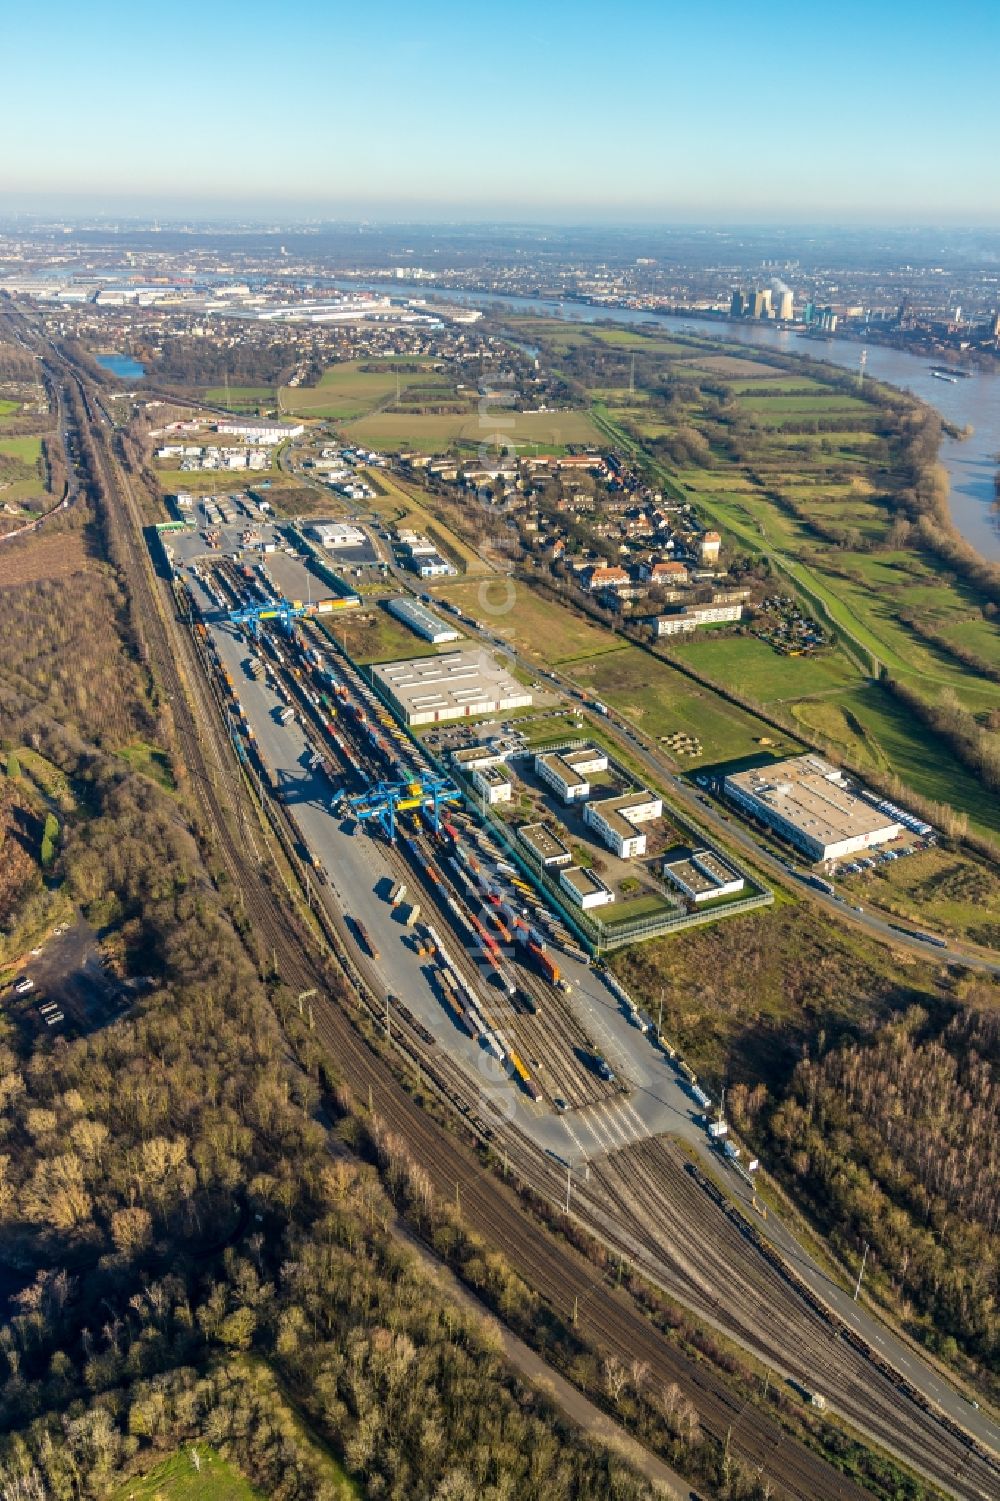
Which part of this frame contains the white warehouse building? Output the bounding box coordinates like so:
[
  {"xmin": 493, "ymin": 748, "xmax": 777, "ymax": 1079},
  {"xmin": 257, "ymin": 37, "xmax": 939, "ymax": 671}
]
[
  {"xmin": 387, "ymin": 596, "xmax": 460, "ymax": 644},
  {"xmin": 309, "ymin": 521, "xmax": 367, "ymax": 550},
  {"xmin": 372, "ymin": 649, "xmax": 532, "ymax": 727},
  {"xmin": 215, "ymin": 418, "xmax": 303, "ymax": 443},
  {"xmin": 723, "ymin": 756, "xmax": 903, "ymax": 862}
]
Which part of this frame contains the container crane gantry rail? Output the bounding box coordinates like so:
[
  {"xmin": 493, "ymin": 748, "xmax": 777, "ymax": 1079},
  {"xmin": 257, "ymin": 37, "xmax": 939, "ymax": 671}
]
[{"xmin": 348, "ymin": 775, "xmax": 460, "ymax": 843}]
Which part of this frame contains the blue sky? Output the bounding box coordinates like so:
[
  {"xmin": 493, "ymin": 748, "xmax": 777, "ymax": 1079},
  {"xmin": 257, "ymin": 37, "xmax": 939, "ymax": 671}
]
[{"xmin": 5, "ymin": 0, "xmax": 999, "ymax": 222}]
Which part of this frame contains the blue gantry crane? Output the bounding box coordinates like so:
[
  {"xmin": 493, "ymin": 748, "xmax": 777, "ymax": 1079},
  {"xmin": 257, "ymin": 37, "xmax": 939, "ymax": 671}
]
[
  {"xmin": 229, "ymin": 600, "xmax": 310, "ymax": 639},
  {"xmin": 347, "ymin": 775, "xmax": 460, "ymax": 843}
]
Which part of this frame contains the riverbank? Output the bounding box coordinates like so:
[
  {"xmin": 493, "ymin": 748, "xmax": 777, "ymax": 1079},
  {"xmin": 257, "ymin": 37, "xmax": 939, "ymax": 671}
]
[{"xmin": 336, "ymin": 277, "xmax": 1000, "ymax": 561}]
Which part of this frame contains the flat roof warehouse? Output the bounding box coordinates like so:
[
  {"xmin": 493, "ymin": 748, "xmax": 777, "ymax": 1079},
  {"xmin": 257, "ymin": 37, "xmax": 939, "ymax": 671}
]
[
  {"xmin": 724, "ymin": 755, "xmax": 902, "ymax": 861},
  {"xmin": 372, "ymin": 648, "xmax": 533, "ymax": 726}
]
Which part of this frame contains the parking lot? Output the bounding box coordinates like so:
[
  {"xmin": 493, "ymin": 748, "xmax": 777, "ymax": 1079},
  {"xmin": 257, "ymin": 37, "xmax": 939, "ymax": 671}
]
[{"xmin": 5, "ymin": 915, "xmax": 142, "ymax": 1036}]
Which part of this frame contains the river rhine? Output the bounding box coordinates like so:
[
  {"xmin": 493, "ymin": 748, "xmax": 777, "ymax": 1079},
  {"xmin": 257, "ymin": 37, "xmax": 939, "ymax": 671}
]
[{"xmin": 353, "ymin": 282, "xmax": 1000, "ymax": 561}]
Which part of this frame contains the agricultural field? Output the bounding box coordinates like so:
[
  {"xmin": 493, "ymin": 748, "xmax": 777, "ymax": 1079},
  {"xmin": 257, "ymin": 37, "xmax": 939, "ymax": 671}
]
[
  {"xmin": 430, "ymin": 578, "xmax": 623, "ymax": 664},
  {"xmin": 733, "ymin": 392, "xmax": 871, "ymax": 424},
  {"xmin": 342, "ymin": 407, "xmax": 602, "ymax": 453},
  {"xmin": 204, "ymin": 385, "xmax": 276, "ymax": 410},
  {"xmin": 111, "ymin": 1447, "xmax": 263, "ymax": 1501},
  {"xmin": 281, "ymin": 359, "xmax": 457, "ymax": 420}
]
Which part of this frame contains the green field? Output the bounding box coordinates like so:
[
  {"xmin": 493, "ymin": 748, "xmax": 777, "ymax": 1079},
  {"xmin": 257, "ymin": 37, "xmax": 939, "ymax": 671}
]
[
  {"xmin": 281, "ymin": 359, "xmax": 456, "ymax": 420},
  {"xmin": 0, "ymin": 399, "xmax": 18, "ymax": 417},
  {"xmin": 570, "ymin": 645, "xmax": 802, "ymax": 765},
  {"xmin": 205, "ymin": 385, "xmax": 275, "ymax": 409},
  {"xmin": 112, "ymin": 1447, "xmax": 262, "ymax": 1501},
  {"xmin": 341, "ymin": 407, "xmax": 602, "ymax": 454},
  {"xmin": 678, "ymin": 634, "xmax": 855, "ymax": 702},
  {"xmin": 0, "ymin": 435, "xmax": 43, "ymax": 464},
  {"xmin": 735, "ymin": 393, "xmax": 870, "ymax": 423},
  {"xmin": 430, "ymin": 579, "xmax": 623, "ymax": 664}
]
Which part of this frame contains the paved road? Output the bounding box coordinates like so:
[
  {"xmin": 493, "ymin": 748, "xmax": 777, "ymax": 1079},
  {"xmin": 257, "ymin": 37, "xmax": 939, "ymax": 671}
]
[
  {"xmin": 196, "ymin": 581, "xmax": 715, "ymax": 1173},
  {"xmin": 194, "ymin": 576, "xmax": 999, "ymax": 1460}
]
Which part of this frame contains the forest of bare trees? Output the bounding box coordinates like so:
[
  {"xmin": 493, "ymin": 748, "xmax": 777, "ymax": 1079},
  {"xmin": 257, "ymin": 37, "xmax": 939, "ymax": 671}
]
[{"xmin": 733, "ymin": 1005, "xmax": 999, "ymax": 1382}]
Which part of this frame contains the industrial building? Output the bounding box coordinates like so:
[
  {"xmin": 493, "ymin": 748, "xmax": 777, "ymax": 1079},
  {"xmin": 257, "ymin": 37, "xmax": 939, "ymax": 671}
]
[
  {"xmin": 534, "ymin": 745, "xmax": 608, "ymax": 803},
  {"xmin": 560, "ymin": 865, "xmax": 615, "ymax": 911},
  {"xmin": 215, "ymin": 417, "xmax": 303, "ymax": 443},
  {"xmin": 387, "ymin": 596, "xmax": 460, "ymax": 644},
  {"xmin": 583, "ymin": 791, "xmax": 662, "ymax": 858},
  {"xmin": 723, "ymin": 756, "xmax": 903, "ymax": 861},
  {"xmin": 372, "ymin": 649, "xmax": 532, "ymax": 727},
  {"xmin": 395, "ymin": 528, "xmax": 457, "ymax": 579},
  {"xmin": 471, "ymin": 763, "xmax": 513, "ymax": 805},
  {"xmin": 309, "ymin": 521, "xmax": 367, "ymax": 550},
  {"xmin": 663, "ymin": 849, "xmax": 745, "ymax": 904},
  {"xmin": 518, "ymin": 822, "xmax": 572, "ymax": 869}
]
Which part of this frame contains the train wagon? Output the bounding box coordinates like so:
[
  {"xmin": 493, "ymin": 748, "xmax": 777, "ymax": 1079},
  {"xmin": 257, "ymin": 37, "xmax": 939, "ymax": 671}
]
[
  {"xmin": 510, "ymin": 1050, "xmax": 543, "ymax": 1103},
  {"xmin": 351, "ymin": 917, "xmax": 380, "ymax": 961},
  {"xmin": 527, "ymin": 941, "xmax": 560, "ymax": 987}
]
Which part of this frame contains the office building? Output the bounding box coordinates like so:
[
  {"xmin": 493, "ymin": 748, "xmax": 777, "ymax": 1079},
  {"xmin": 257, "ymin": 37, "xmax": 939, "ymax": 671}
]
[
  {"xmin": 777, "ymin": 289, "xmax": 795, "ymax": 322},
  {"xmin": 472, "ymin": 764, "xmax": 513, "ymax": 805},
  {"xmin": 534, "ymin": 746, "xmax": 608, "ymax": 803},
  {"xmin": 560, "ymin": 865, "xmax": 615, "ymax": 910},
  {"xmin": 519, "ymin": 822, "xmax": 573, "ymax": 868},
  {"xmin": 663, "ymin": 849, "xmax": 745, "ymax": 904},
  {"xmin": 584, "ymin": 791, "xmax": 662, "ymax": 858}
]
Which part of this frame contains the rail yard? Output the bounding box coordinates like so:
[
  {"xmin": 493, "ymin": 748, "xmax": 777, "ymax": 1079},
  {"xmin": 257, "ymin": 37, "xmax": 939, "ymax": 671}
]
[{"xmin": 16, "ymin": 316, "xmax": 1000, "ymax": 1501}]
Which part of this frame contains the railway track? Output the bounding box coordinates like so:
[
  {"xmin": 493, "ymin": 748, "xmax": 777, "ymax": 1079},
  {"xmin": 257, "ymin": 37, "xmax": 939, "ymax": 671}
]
[{"xmin": 58, "ymin": 355, "xmax": 997, "ymax": 1501}]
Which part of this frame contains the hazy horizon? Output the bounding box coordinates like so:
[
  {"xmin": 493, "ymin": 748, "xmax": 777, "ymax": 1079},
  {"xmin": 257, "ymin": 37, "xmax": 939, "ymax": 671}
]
[{"xmin": 6, "ymin": 0, "xmax": 999, "ymax": 225}]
